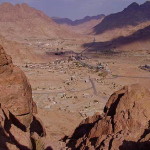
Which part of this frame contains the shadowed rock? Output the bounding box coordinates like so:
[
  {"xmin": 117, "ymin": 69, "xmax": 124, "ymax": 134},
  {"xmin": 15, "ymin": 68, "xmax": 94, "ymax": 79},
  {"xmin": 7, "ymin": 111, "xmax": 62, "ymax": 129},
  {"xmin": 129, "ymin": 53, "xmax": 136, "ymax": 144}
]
[
  {"xmin": 94, "ymin": 1, "xmax": 150, "ymax": 34},
  {"xmin": 65, "ymin": 84, "xmax": 150, "ymax": 150},
  {"xmin": 83, "ymin": 24, "xmax": 150, "ymax": 53}
]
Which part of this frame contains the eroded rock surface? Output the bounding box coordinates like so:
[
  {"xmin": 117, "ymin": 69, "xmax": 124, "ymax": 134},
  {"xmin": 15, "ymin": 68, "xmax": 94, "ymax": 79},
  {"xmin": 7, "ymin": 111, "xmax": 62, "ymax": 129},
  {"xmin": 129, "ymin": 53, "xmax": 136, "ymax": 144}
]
[
  {"xmin": 65, "ymin": 84, "xmax": 150, "ymax": 150},
  {"xmin": 0, "ymin": 45, "xmax": 45, "ymax": 150}
]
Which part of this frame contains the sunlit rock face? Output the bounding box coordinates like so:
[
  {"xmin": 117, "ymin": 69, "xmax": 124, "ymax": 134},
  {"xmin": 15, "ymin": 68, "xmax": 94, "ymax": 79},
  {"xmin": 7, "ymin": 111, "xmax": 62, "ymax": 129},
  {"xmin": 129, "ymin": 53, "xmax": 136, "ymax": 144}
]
[
  {"xmin": 0, "ymin": 45, "xmax": 45, "ymax": 150},
  {"xmin": 65, "ymin": 84, "xmax": 150, "ymax": 150}
]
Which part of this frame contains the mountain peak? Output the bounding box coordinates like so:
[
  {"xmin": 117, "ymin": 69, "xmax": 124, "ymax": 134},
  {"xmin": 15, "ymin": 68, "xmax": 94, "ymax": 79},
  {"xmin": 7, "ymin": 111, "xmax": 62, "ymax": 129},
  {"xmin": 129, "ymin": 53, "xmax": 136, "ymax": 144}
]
[
  {"xmin": 125, "ymin": 2, "xmax": 139, "ymax": 10},
  {"xmin": 141, "ymin": 1, "xmax": 150, "ymax": 7},
  {"xmin": 0, "ymin": 2, "xmax": 32, "ymax": 12},
  {"xmin": 144, "ymin": 1, "xmax": 150, "ymax": 4},
  {"xmin": 15, "ymin": 3, "xmax": 30, "ymax": 8},
  {"xmin": 0, "ymin": 2, "xmax": 74, "ymax": 40},
  {"xmin": 0, "ymin": 2, "xmax": 13, "ymax": 6},
  {"xmin": 94, "ymin": 1, "xmax": 150, "ymax": 34},
  {"xmin": 0, "ymin": 2, "xmax": 43, "ymax": 21},
  {"xmin": 0, "ymin": 2, "xmax": 14, "ymax": 9}
]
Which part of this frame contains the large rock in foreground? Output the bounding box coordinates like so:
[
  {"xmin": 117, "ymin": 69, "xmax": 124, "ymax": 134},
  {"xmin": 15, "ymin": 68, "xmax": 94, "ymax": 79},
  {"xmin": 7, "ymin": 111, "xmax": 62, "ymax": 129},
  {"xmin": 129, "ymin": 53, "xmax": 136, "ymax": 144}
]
[
  {"xmin": 65, "ymin": 84, "xmax": 150, "ymax": 150},
  {"xmin": 0, "ymin": 45, "xmax": 45, "ymax": 150}
]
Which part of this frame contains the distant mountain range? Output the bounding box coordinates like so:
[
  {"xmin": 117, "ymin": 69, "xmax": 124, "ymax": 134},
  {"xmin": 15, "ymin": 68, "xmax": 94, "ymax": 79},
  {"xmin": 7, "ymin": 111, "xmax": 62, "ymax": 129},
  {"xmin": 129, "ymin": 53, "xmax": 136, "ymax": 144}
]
[
  {"xmin": 0, "ymin": 1, "xmax": 150, "ymax": 53},
  {"xmin": 94, "ymin": 1, "xmax": 150, "ymax": 34},
  {"xmin": 52, "ymin": 14, "xmax": 105, "ymax": 26},
  {"xmin": 81, "ymin": 1, "xmax": 150, "ymax": 52}
]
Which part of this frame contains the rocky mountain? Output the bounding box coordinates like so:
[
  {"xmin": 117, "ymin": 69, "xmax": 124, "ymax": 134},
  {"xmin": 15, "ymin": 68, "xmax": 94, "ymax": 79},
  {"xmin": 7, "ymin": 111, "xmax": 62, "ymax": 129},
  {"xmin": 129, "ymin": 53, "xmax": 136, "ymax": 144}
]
[
  {"xmin": 52, "ymin": 14, "xmax": 105, "ymax": 26},
  {"xmin": 52, "ymin": 17, "xmax": 73, "ymax": 26},
  {"xmin": 0, "ymin": 2, "xmax": 74, "ymax": 41},
  {"xmin": 0, "ymin": 45, "xmax": 46, "ymax": 150},
  {"xmin": 112, "ymin": 24, "xmax": 150, "ymax": 51},
  {"xmin": 94, "ymin": 1, "xmax": 150, "ymax": 34},
  {"xmin": 53, "ymin": 15, "xmax": 105, "ymax": 35},
  {"xmin": 65, "ymin": 84, "xmax": 150, "ymax": 150},
  {"xmin": 84, "ymin": 24, "xmax": 150, "ymax": 52},
  {"xmin": 0, "ymin": 2, "xmax": 85, "ymax": 64}
]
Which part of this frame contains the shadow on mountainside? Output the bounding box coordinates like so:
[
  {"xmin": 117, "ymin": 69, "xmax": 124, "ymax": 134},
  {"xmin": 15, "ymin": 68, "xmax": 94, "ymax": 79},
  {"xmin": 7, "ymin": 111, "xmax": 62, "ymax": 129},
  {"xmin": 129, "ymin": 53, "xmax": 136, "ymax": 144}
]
[
  {"xmin": 119, "ymin": 141, "xmax": 150, "ymax": 150},
  {"xmin": 93, "ymin": 2, "xmax": 150, "ymax": 34},
  {"xmin": 0, "ymin": 110, "xmax": 31, "ymax": 150},
  {"xmin": 64, "ymin": 115, "xmax": 102, "ymax": 149},
  {"xmin": 83, "ymin": 25, "xmax": 150, "ymax": 53}
]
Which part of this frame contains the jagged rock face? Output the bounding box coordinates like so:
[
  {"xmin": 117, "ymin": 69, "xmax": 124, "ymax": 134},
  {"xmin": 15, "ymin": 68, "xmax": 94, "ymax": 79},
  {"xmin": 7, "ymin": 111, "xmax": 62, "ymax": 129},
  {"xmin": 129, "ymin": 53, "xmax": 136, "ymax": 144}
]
[
  {"xmin": 0, "ymin": 45, "xmax": 33, "ymax": 127},
  {"xmin": 0, "ymin": 45, "xmax": 12, "ymax": 74},
  {"xmin": 66, "ymin": 84, "xmax": 150, "ymax": 150},
  {"xmin": 0, "ymin": 45, "xmax": 45, "ymax": 150}
]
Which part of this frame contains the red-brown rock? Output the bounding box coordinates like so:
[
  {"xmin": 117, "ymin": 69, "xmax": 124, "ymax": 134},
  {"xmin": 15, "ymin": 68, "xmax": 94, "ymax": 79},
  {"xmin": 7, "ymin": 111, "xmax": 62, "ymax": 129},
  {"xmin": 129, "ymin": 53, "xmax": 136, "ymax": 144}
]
[
  {"xmin": 66, "ymin": 84, "xmax": 150, "ymax": 150},
  {"xmin": 0, "ymin": 45, "xmax": 46, "ymax": 150}
]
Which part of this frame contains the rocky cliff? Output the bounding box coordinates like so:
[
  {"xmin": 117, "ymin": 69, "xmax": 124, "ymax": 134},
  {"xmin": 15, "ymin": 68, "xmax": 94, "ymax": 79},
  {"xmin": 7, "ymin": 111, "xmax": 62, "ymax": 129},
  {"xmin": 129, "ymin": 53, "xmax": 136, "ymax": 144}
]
[
  {"xmin": 0, "ymin": 45, "xmax": 45, "ymax": 150},
  {"xmin": 65, "ymin": 84, "xmax": 150, "ymax": 150}
]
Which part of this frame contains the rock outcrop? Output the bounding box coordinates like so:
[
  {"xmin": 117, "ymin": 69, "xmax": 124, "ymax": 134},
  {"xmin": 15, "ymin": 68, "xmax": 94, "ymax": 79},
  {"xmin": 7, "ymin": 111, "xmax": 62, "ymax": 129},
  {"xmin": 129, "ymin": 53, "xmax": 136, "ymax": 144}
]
[
  {"xmin": 65, "ymin": 84, "xmax": 150, "ymax": 150},
  {"xmin": 0, "ymin": 45, "xmax": 45, "ymax": 150}
]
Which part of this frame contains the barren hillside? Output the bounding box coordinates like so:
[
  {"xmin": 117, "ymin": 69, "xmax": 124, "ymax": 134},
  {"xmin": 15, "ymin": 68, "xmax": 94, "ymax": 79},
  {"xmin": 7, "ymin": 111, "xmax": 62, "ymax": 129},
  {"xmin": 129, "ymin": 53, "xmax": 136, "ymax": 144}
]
[{"xmin": 0, "ymin": 2, "xmax": 78, "ymax": 41}]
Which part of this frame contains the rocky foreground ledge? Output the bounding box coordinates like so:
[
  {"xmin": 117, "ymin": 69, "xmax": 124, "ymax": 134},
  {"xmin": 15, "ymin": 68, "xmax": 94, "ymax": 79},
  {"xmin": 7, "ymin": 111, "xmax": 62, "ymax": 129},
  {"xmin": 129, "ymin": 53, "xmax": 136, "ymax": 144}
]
[
  {"xmin": 64, "ymin": 84, "xmax": 150, "ymax": 150},
  {"xmin": 0, "ymin": 45, "xmax": 46, "ymax": 150}
]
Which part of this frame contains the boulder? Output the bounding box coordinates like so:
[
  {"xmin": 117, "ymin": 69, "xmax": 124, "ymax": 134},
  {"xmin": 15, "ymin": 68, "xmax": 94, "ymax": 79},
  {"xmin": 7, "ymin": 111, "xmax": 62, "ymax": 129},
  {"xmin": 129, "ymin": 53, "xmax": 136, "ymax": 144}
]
[
  {"xmin": 0, "ymin": 45, "xmax": 45, "ymax": 150},
  {"xmin": 66, "ymin": 84, "xmax": 150, "ymax": 150}
]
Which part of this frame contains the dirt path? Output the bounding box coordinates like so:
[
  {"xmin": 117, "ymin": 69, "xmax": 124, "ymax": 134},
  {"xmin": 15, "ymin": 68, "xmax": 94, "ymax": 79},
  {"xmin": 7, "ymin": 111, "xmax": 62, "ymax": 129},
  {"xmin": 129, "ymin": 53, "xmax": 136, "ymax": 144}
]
[{"xmin": 89, "ymin": 78, "xmax": 98, "ymax": 95}]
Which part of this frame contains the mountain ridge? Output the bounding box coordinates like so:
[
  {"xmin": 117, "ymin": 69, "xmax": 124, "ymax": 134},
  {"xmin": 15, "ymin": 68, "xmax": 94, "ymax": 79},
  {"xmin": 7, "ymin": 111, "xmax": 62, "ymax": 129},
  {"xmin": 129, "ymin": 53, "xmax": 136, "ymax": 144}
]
[
  {"xmin": 0, "ymin": 2, "xmax": 77, "ymax": 41},
  {"xmin": 52, "ymin": 14, "xmax": 105, "ymax": 26},
  {"xmin": 94, "ymin": 1, "xmax": 150, "ymax": 34}
]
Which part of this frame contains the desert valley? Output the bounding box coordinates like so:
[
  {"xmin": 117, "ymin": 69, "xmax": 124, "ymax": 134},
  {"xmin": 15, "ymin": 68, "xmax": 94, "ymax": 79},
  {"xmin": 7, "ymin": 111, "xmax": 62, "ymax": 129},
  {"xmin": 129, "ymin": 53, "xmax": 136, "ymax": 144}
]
[{"xmin": 0, "ymin": 1, "xmax": 150, "ymax": 150}]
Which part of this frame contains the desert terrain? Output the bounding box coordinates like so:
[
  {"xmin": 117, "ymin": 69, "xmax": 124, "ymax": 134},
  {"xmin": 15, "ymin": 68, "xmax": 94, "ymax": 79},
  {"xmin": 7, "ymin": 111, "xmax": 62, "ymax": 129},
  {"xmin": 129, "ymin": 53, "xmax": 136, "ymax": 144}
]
[
  {"xmin": 0, "ymin": 1, "xmax": 150, "ymax": 150},
  {"xmin": 19, "ymin": 48, "xmax": 149, "ymax": 149}
]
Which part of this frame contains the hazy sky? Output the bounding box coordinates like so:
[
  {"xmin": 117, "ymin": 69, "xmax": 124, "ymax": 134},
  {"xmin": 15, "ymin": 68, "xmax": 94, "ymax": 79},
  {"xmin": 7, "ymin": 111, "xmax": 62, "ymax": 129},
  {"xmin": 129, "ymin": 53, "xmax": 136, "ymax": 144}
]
[{"xmin": 0, "ymin": 0, "xmax": 147, "ymax": 20}]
